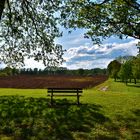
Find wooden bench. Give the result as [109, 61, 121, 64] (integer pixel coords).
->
[48, 88, 83, 105]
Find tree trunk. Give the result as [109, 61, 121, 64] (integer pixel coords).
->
[125, 79, 128, 85]
[126, 82, 127, 85]
[134, 78, 137, 84]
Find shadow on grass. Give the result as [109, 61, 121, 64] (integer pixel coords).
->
[127, 84, 140, 88]
[0, 96, 112, 140]
[114, 109, 140, 140]
[2, 96, 139, 140]
[114, 80, 140, 88]
[133, 109, 140, 116]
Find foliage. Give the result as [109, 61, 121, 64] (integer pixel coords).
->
[0, 72, 8, 77]
[116, 55, 136, 64]
[0, 67, 19, 76]
[0, 0, 65, 67]
[108, 56, 140, 84]
[77, 68, 84, 76]
[132, 57, 140, 80]
[118, 60, 133, 84]
[107, 60, 121, 81]
[19, 67, 107, 76]
[0, 0, 140, 67]
[61, 0, 140, 44]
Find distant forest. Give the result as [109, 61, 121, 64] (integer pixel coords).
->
[0, 67, 107, 77]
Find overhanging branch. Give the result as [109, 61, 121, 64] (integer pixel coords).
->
[0, 0, 6, 20]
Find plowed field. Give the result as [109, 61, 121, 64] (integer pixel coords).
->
[0, 75, 108, 89]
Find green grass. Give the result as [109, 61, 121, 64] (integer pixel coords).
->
[0, 79, 140, 140]
[0, 88, 47, 97]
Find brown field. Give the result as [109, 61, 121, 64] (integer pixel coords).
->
[0, 75, 108, 89]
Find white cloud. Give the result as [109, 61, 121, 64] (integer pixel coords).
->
[65, 39, 139, 69]
[24, 58, 45, 69]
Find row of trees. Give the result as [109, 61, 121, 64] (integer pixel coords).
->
[20, 67, 107, 76]
[108, 56, 140, 84]
[0, 67, 107, 77]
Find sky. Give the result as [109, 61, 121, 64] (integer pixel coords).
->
[0, 28, 139, 70]
[56, 29, 139, 69]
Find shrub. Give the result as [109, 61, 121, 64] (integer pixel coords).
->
[0, 72, 8, 77]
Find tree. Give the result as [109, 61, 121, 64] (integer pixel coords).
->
[1, 0, 140, 67]
[0, 0, 65, 67]
[33, 68, 39, 75]
[78, 68, 84, 76]
[61, 0, 140, 44]
[0, 67, 14, 76]
[107, 60, 121, 81]
[0, 0, 5, 20]
[118, 60, 133, 84]
[116, 55, 136, 64]
[132, 57, 140, 84]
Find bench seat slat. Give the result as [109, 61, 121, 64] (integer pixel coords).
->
[48, 88, 82, 90]
[48, 94, 82, 96]
[48, 90, 82, 93]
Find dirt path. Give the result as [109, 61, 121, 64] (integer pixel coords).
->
[100, 86, 109, 91]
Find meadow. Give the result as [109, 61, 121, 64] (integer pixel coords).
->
[0, 78, 140, 140]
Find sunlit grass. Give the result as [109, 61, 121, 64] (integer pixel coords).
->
[0, 88, 47, 98]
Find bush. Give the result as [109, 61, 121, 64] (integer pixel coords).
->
[0, 72, 8, 77]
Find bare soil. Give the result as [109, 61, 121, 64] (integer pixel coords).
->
[0, 75, 108, 89]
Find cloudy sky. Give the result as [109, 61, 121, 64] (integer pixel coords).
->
[0, 28, 139, 69]
[55, 29, 138, 69]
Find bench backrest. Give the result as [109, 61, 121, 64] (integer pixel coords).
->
[48, 88, 83, 93]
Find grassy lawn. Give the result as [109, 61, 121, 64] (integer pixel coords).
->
[0, 79, 140, 140]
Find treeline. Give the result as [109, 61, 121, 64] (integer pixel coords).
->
[0, 67, 107, 77]
[0, 67, 19, 76]
[20, 67, 107, 76]
[107, 56, 140, 84]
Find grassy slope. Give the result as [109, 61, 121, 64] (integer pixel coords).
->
[83, 79, 140, 140]
[83, 79, 140, 115]
[0, 79, 140, 140]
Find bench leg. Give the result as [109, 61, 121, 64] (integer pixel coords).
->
[51, 93, 53, 105]
[77, 93, 80, 105]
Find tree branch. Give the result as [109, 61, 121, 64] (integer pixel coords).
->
[123, 0, 140, 12]
[0, 0, 6, 20]
[99, 0, 110, 5]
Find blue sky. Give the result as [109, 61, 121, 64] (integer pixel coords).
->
[0, 29, 139, 69]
